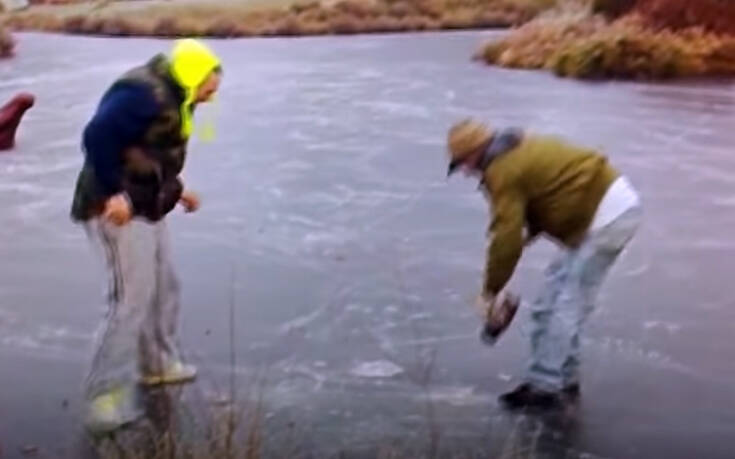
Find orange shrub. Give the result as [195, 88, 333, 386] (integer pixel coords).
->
[636, 0, 735, 35]
[480, 13, 735, 79]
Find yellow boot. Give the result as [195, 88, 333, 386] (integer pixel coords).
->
[84, 386, 138, 434]
[141, 361, 197, 386]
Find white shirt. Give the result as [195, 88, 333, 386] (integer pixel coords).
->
[589, 176, 640, 231]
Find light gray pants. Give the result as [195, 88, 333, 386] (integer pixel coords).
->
[526, 206, 642, 391]
[84, 218, 182, 416]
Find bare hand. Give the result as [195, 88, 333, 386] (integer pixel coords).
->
[103, 193, 132, 226]
[179, 190, 200, 213]
[474, 291, 518, 321]
[474, 294, 494, 318]
[477, 290, 520, 345]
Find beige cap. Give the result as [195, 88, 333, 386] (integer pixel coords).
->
[447, 119, 493, 176]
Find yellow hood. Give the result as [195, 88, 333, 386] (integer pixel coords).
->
[169, 39, 221, 138]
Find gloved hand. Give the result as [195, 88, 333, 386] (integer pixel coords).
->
[476, 291, 520, 346]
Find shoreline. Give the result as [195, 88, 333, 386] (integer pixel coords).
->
[1, 0, 551, 39]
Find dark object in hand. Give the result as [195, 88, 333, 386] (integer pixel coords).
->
[480, 292, 520, 345]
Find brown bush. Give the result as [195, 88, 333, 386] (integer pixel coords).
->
[80, 17, 104, 35]
[706, 39, 735, 74]
[370, 2, 392, 18]
[335, 0, 375, 19]
[202, 19, 242, 38]
[329, 15, 367, 34]
[549, 21, 691, 78]
[370, 15, 405, 32]
[61, 15, 88, 34]
[289, 0, 320, 15]
[480, 13, 735, 79]
[29, 0, 85, 4]
[481, 15, 603, 68]
[297, 19, 331, 35]
[591, 0, 636, 18]
[636, 0, 735, 35]
[0, 26, 14, 58]
[99, 17, 137, 36]
[414, 0, 443, 18]
[151, 17, 182, 37]
[3, 12, 61, 31]
[271, 13, 305, 36]
[504, 0, 558, 16]
[387, 2, 414, 18]
[402, 15, 441, 30]
[440, 10, 479, 29]
[475, 11, 516, 28]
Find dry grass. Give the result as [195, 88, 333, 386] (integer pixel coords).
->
[90, 395, 266, 459]
[29, 0, 89, 4]
[478, 0, 735, 79]
[636, 0, 735, 35]
[0, 24, 13, 57]
[590, 0, 635, 18]
[477, 13, 601, 70]
[2, 0, 559, 37]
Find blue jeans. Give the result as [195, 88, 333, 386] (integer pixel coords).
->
[526, 206, 642, 391]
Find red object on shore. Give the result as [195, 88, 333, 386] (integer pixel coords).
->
[0, 92, 34, 150]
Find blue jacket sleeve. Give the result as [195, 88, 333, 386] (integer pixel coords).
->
[82, 83, 160, 196]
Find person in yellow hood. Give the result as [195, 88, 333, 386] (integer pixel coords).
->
[70, 39, 221, 434]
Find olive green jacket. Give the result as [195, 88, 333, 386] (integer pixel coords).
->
[482, 134, 618, 295]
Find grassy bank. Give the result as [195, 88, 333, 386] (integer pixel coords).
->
[3, 0, 557, 38]
[478, 0, 735, 79]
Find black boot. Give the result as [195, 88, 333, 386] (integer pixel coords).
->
[499, 383, 563, 410]
[563, 383, 580, 400]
